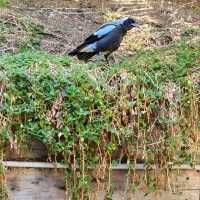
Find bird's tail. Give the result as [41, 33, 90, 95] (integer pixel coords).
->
[68, 43, 86, 56]
[68, 43, 96, 61]
[76, 52, 96, 61]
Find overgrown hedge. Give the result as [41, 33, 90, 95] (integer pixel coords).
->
[0, 43, 200, 199]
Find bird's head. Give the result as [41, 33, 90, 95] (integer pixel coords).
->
[120, 17, 138, 31]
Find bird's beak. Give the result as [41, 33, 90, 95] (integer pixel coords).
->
[131, 23, 139, 28]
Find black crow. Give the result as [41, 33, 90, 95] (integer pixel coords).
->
[68, 17, 138, 63]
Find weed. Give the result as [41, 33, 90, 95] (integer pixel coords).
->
[182, 27, 199, 37]
[0, 10, 43, 54]
[0, 0, 9, 8]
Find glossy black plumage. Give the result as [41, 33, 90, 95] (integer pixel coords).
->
[68, 17, 138, 62]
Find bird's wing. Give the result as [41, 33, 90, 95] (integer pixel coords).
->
[79, 43, 97, 53]
[84, 18, 128, 43]
[84, 24, 118, 44]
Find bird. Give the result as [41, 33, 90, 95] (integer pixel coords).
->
[68, 17, 138, 63]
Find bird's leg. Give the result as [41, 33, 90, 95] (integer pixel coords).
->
[105, 52, 113, 65]
[105, 54, 109, 65]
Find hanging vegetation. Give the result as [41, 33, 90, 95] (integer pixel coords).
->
[0, 41, 200, 199]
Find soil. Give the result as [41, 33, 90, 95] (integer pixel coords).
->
[8, 0, 200, 56]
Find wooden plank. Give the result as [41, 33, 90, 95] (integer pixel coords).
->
[3, 161, 64, 169]
[5, 168, 200, 200]
[6, 168, 65, 200]
[3, 161, 200, 170]
[126, 190, 199, 200]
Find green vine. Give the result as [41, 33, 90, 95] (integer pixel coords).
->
[0, 42, 200, 199]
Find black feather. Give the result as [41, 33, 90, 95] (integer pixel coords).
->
[68, 43, 87, 56]
[76, 52, 97, 61]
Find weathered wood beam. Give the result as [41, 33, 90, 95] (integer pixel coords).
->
[2, 161, 200, 170]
